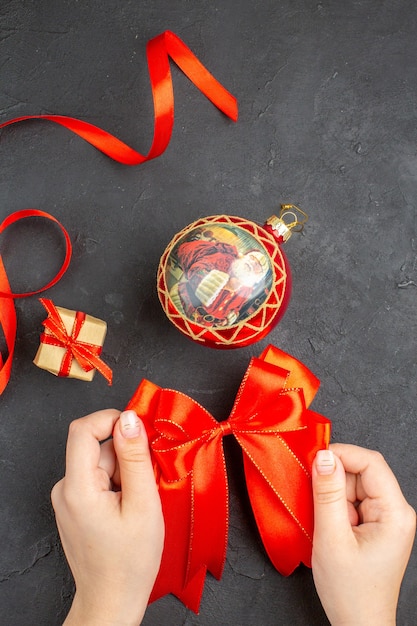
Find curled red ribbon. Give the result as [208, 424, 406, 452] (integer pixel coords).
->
[0, 31, 238, 165]
[126, 345, 331, 612]
[0, 210, 72, 394]
[39, 298, 112, 385]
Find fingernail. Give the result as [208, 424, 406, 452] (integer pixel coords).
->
[316, 449, 336, 475]
[119, 410, 142, 439]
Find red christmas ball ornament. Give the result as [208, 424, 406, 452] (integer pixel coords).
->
[157, 205, 307, 348]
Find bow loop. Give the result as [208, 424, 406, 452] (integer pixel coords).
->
[153, 418, 191, 443]
[230, 387, 307, 434]
[151, 389, 220, 483]
[154, 388, 217, 442]
[42, 314, 72, 345]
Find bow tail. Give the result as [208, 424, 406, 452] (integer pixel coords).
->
[189, 436, 229, 582]
[242, 455, 313, 574]
[127, 383, 201, 606]
[149, 434, 229, 612]
[150, 455, 228, 612]
[240, 437, 313, 576]
[149, 475, 207, 612]
[238, 413, 331, 574]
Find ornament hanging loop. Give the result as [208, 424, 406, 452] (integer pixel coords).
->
[266, 205, 308, 243]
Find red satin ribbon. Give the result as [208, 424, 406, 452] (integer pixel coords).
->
[126, 345, 331, 612]
[39, 298, 112, 384]
[0, 210, 72, 394]
[0, 31, 238, 165]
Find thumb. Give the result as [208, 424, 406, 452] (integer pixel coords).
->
[113, 410, 159, 513]
[312, 449, 352, 543]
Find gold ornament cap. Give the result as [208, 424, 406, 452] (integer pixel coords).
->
[266, 204, 308, 243]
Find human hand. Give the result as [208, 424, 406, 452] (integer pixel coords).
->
[51, 409, 164, 626]
[312, 443, 416, 626]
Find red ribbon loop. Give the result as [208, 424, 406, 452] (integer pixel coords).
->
[0, 31, 238, 166]
[126, 345, 331, 612]
[0, 210, 72, 394]
[39, 298, 113, 384]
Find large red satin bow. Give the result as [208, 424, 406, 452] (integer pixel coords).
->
[126, 345, 331, 613]
[0, 31, 238, 165]
[39, 298, 112, 384]
[0, 210, 72, 394]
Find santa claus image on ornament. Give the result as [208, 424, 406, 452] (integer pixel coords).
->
[166, 224, 272, 328]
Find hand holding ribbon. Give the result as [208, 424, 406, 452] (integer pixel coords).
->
[126, 345, 331, 612]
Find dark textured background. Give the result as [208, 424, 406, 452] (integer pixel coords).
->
[1, 1, 416, 624]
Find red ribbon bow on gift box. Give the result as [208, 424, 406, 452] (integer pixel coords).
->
[39, 298, 113, 384]
[126, 345, 331, 613]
